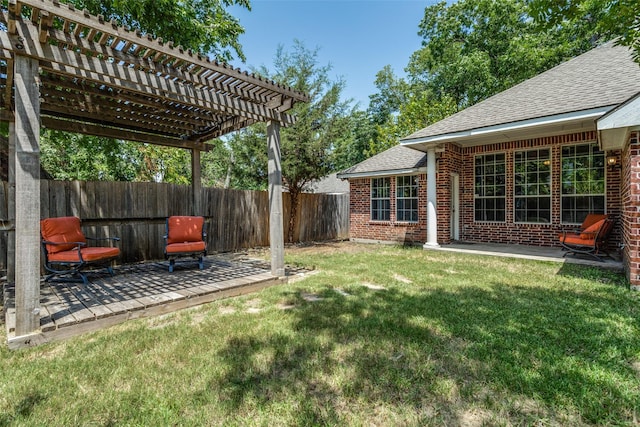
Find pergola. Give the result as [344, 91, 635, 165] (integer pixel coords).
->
[1, 0, 308, 342]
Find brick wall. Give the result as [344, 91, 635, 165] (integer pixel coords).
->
[622, 131, 640, 289]
[347, 131, 623, 251]
[455, 131, 621, 248]
[348, 176, 427, 245]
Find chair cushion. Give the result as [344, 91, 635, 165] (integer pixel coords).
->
[165, 241, 206, 254]
[41, 216, 86, 254]
[167, 216, 204, 244]
[562, 235, 596, 247]
[48, 247, 120, 263]
[580, 219, 605, 239]
[581, 214, 608, 231]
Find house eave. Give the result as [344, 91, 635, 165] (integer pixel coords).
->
[401, 106, 612, 151]
[597, 92, 640, 151]
[337, 167, 427, 180]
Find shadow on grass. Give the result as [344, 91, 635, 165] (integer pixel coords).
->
[0, 392, 47, 426]
[206, 277, 639, 425]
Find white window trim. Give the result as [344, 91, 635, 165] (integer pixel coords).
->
[396, 175, 419, 223]
[474, 152, 507, 223]
[513, 147, 552, 225]
[370, 177, 391, 222]
[560, 142, 607, 225]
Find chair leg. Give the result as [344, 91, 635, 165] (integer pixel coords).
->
[78, 272, 89, 285]
[169, 259, 175, 273]
[198, 255, 204, 270]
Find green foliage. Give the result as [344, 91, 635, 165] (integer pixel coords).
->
[331, 110, 375, 171]
[374, 92, 457, 155]
[41, 130, 140, 181]
[412, 0, 598, 109]
[528, 0, 640, 62]
[40, 130, 191, 183]
[64, 0, 251, 62]
[270, 41, 353, 194]
[205, 41, 353, 191]
[134, 145, 191, 184]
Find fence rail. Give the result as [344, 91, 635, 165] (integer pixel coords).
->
[0, 180, 349, 270]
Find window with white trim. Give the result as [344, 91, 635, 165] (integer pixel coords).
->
[396, 175, 419, 222]
[474, 153, 506, 221]
[561, 143, 605, 223]
[514, 148, 551, 223]
[371, 177, 390, 221]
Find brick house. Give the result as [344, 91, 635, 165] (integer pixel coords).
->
[337, 42, 640, 288]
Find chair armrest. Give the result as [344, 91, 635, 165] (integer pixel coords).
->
[86, 237, 120, 247]
[561, 228, 582, 234]
[42, 240, 87, 248]
[86, 237, 121, 242]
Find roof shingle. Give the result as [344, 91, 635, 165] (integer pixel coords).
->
[337, 145, 426, 178]
[402, 42, 640, 141]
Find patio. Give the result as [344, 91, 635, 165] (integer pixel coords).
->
[3, 255, 304, 349]
[425, 241, 624, 271]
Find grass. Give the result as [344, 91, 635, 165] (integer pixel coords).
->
[1, 242, 639, 426]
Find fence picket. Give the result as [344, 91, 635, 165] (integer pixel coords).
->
[0, 180, 349, 268]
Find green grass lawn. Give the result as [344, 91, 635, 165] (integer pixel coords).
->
[1, 243, 639, 426]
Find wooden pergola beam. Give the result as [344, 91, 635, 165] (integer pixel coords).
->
[41, 116, 210, 151]
[19, 0, 309, 103]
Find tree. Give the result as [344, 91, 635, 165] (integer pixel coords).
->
[205, 41, 352, 241]
[65, 0, 251, 61]
[331, 109, 376, 171]
[528, 0, 640, 62]
[410, 0, 600, 110]
[40, 131, 141, 181]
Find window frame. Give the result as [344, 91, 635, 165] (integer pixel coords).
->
[370, 177, 391, 221]
[560, 143, 606, 225]
[474, 152, 506, 222]
[513, 148, 552, 224]
[396, 175, 419, 223]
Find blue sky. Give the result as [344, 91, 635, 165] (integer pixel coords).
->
[229, 0, 435, 109]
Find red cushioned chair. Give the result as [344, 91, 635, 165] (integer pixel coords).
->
[164, 216, 207, 272]
[559, 214, 615, 261]
[40, 216, 121, 284]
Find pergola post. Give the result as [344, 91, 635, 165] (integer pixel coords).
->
[7, 122, 16, 283]
[14, 54, 41, 336]
[424, 147, 439, 248]
[191, 148, 202, 216]
[267, 121, 285, 277]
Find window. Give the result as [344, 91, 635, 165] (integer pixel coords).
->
[475, 153, 506, 221]
[396, 175, 419, 222]
[371, 177, 390, 221]
[561, 143, 605, 224]
[514, 149, 551, 223]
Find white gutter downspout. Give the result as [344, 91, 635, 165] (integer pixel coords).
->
[424, 147, 439, 248]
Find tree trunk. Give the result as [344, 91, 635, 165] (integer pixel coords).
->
[288, 188, 300, 244]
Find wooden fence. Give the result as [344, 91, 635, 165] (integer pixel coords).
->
[0, 180, 349, 270]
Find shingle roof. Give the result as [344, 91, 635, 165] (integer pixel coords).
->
[402, 42, 640, 141]
[306, 173, 350, 193]
[337, 145, 426, 178]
